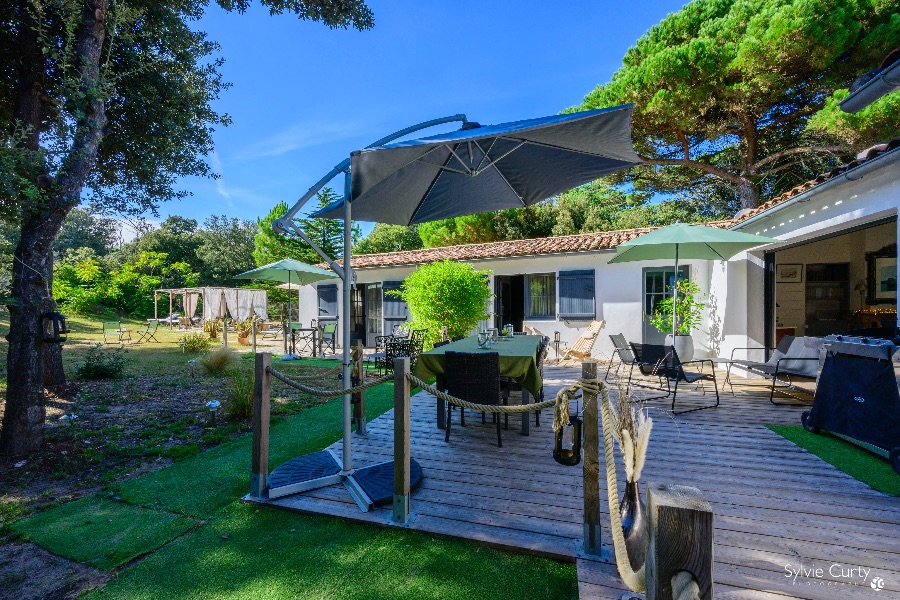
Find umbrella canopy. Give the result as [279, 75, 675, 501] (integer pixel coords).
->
[312, 105, 642, 225]
[233, 258, 338, 285]
[608, 223, 778, 264]
[608, 223, 778, 339]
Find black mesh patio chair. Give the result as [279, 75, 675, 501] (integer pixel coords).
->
[605, 333, 639, 382]
[627, 343, 719, 415]
[444, 351, 509, 447]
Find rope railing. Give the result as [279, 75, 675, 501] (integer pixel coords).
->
[267, 366, 392, 398]
[277, 361, 344, 381]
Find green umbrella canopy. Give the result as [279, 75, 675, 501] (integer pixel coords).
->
[233, 258, 338, 285]
[608, 223, 778, 263]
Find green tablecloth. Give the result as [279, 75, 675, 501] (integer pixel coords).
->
[414, 335, 543, 397]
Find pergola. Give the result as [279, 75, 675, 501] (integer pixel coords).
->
[154, 286, 268, 326]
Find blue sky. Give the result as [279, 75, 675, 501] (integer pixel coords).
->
[150, 0, 687, 237]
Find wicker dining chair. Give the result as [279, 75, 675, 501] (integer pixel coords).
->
[443, 351, 509, 447]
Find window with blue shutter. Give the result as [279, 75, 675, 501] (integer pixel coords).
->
[558, 270, 595, 319]
[382, 281, 409, 322]
[317, 284, 338, 320]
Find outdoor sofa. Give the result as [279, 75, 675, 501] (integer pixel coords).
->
[724, 335, 821, 404]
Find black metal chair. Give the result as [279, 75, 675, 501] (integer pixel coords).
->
[627, 343, 720, 415]
[444, 351, 509, 447]
[606, 333, 639, 382]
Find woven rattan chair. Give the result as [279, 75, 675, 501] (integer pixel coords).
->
[444, 351, 509, 447]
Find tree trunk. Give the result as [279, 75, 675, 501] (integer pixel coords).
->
[1, 0, 109, 456]
[737, 178, 759, 210]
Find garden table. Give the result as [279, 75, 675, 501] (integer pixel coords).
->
[414, 334, 543, 435]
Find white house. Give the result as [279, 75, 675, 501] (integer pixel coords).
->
[297, 140, 900, 361]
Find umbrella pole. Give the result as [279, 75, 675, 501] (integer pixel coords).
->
[672, 243, 679, 341]
[341, 170, 353, 474]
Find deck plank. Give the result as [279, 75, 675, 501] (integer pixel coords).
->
[250, 365, 900, 599]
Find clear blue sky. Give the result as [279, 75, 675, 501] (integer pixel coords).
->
[155, 0, 687, 235]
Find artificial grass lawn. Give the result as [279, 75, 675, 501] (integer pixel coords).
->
[12, 496, 196, 570]
[88, 502, 576, 600]
[112, 372, 397, 518]
[767, 425, 900, 496]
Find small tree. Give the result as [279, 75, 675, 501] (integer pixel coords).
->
[392, 260, 492, 348]
[649, 279, 705, 336]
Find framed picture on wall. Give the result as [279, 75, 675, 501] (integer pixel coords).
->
[775, 264, 803, 283]
[867, 244, 898, 304]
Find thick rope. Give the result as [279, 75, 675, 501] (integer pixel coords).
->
[268, 367, 391, 398]
[672, 570, 701, 600]
[278, 361, 343, 381]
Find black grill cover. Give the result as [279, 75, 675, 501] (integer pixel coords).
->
[808, 338, 900, 452]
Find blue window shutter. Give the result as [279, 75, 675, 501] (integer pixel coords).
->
[317, 284, 338, 319]
[382, 281, 408, 321]
[558, 270, 595, 319]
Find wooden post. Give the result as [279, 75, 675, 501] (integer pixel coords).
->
[222, 317, 228, 348]
[393, 357, 411, 524]
[646, 483, 714, 600]
[251, 319, 257, 354]
[582, 361, 602, 557]
[351, 340, 366, 434]
[251, 352, 272, 498]
[169, 292, 174, 329]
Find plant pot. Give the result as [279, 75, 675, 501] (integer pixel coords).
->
[664, 333, 694, 362]
[237, 337, 249, 346]
[620, 480, 648, 572]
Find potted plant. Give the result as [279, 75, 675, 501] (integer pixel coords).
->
[236, 318, 253, 345]
[649, 279, 705, 361]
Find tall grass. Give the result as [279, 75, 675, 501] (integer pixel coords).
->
[226, 366, 254, 421]
[199, 347, 237, 374]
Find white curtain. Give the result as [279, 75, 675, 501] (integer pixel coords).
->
[183, 292, 199, 318]
[202, 287, 227, 321]
[250, 290, 268, 320]
[234, 289, 253, 321]
[223, 288, 239, 320]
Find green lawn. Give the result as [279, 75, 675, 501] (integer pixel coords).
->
[6, 321, 577, 598]
[767, 425, 900, 496]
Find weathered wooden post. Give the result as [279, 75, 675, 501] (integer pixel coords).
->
[168, 292, 174, 329]
[251, 319, 257, 354]
[582, 361, 603, 557]
[250, 352, 272, 498]
[352, 340, 366, 434]
[393, 357, 411, 524]
[646, 483, 714, 600]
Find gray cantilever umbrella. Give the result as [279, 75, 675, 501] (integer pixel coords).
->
[313, 105, 642, 224]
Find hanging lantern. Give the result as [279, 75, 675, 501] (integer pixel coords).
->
[553, 414, 582, 466]
[41, 312, 70, 343]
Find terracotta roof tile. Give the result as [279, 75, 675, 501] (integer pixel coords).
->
[331, 139, 899, 270]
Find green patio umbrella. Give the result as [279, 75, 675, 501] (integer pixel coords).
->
[608, 223, 778, 339]
[234, 259, 338, 358]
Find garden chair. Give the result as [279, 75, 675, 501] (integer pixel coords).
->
[135, 319, 161, 344]
[102, 321, 130, 344]
[444, 351, 509, 447]
[605, 333, 638, 382]
[560, 320, 605, 362]
[259, 321, 282, 341]
[502, 336, 549, 427]
[627, 342, 719, 415]
[319, 322, 337, 354]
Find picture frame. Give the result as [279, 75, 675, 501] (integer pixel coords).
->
[775, 264, 803, 283]
[867, 244, 898, 305]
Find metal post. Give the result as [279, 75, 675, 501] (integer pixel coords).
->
[341, 169, 353, 474]
[393, 357, 411, 524]
[672, 243, 679, 341]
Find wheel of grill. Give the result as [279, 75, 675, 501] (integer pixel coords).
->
[890, 448, 900, 475]
[801, 410, 819, 434]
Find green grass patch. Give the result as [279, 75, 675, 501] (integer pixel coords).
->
[12, 496, 196, 570]
[113, 379, 397, 518]
[87, 501, 576, 600]
[767, 425, 900, 496]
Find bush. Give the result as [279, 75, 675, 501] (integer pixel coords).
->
[180, 332, 212, 353]
[76, 344, 128, 379]
[225, 366, 254, 421]
[199, 347, 237, 374]
[391, 260, 492, 348]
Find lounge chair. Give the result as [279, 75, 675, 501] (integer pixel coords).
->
[724, 335, 820, 405]
[559, 320, 605, 362]
[628, 343, 720, 415]
[103, 321, 130, 344]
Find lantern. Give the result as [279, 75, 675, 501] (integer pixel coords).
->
[41, 312, 70, 343]
[553, 414, 582, 466]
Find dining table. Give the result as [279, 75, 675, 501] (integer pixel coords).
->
[414, 334, 544, 435]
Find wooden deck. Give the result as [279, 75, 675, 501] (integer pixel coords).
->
[254, 365, 900, 600]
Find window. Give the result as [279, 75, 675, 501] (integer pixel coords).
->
[317, 284, 338, 320]
[558, 269, 595, 319]
[526, 274, 555, 318]
[382, 281, 409, 322]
